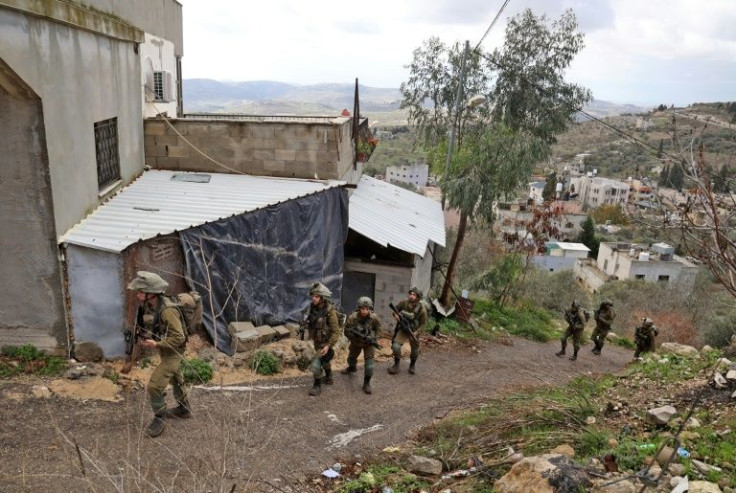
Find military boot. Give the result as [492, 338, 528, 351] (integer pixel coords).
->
[145, 413, 166, 438]
[362, 376, 372, 395]
[387, 358, 400, 375]
[308, 379, 322, 396]
[341, 365, 357, 375]
[165, 403, 192, 419]
[555, 344, 566, 357]
[408, 357, 417, 375]
[569, 348, 579, 361]
[322, 368, 334, 385]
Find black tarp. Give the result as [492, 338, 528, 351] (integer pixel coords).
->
[180, 187, 349, 355]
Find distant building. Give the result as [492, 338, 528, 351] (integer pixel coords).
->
[574, 241, 699, 293]
[532, 242, 590, 272]
[529, 181, 546, 203]
[386, 163, 429, 189]
[576, 176, 630, 209]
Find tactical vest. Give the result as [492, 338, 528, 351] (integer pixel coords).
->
[307, 302, 335, 344]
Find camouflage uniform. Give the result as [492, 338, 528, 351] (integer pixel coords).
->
[342, 297, 383, 394]
[127, 271, 190, 438]
[634, 318, 659, 358]
[306, 282, 341, 396]
[388, 287, 427, 375]
[556, 301, 586, 361]
[591, 300, 615, 355]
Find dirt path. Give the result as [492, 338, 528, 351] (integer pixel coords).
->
[0, 337, 633, 492]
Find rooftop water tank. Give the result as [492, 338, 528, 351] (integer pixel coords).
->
[638, 252, 650, 261]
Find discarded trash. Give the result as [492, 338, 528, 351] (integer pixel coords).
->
[676, 447, 690, 459]
[382, 446, 400, 453]
[602, 453, 618, 473]
[321, 468, 339, 479]
[637, 443, 656, 451]
[331, 463, 343, 473]
[382, 487, 394, 493]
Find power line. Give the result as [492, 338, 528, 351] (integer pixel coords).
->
[474, 0, 512, 51]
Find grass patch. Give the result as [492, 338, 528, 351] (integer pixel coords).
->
[611, 336, 635, 349]
[250, 350, 280, 375]
[627, 350, 719, 383]
[472, 298, 557, 342]
[180, 357, 214, 384]
[0, 344, 66, 378]
[340, 464, 429, 493]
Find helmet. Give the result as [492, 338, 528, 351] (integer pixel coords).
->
[571, 300, 580, 309]
[357, 296, 373, 309]
[601, 299, 613, 307]
[308, 281, 332, 300]
[643, 318, 654, 326]
[127, 271, 168, 294]
[408, 287, 424, 298]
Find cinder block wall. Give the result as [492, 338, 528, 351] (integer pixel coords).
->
[344, 259, 414, 331]
[144, 117, 358, 182]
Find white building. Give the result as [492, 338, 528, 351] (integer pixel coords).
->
[595, 242, 698, 290]
[0, 0, 182, 353]
[532, 242, 590, 272]
[529, 181, 546, 203]
[386, 163, 429, 189]
[576, 176, 630, 209]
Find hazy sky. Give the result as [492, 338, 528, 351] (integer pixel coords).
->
[180, 0, 736, 106]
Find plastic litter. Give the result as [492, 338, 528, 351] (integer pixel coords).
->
[676, 447, 690, 459]
[636, 443, 656, 451]
[321, 468, 339, 479]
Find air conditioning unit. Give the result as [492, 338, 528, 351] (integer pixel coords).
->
[153, 70, 174, 102]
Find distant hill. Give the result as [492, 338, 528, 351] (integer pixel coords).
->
[181, 79, 646, 120]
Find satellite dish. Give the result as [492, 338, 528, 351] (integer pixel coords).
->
[143, 57, 155, 102]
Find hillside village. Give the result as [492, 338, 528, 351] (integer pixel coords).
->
[1, 1, 736, 493]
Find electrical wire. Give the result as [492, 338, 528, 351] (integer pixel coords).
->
[474, 0, 512, 52]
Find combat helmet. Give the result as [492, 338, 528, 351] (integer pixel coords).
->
[127, 271, 168, 294]
[571, 300, 581, 310]
[356, 296, 373, 309]
[643, 318, 654, 326]
[601, 299, 613, 307]
[408, 286, 424, 298]
[308, 281, 332, 300]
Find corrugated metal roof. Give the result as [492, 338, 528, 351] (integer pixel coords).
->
[549, 242, 590, 251]
[349, 175, 445, 257]
[60, 170, 344, 253]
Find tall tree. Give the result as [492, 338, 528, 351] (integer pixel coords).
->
[542, 172, 558, 202]
[577, 215, 599, 258]
[668, 162, 685, 190]
[658, 165, 670, 187]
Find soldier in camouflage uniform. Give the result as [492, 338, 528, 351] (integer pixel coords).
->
[591, 300, 615, 355]
[305, 282, 341, 397]
[127, 271, 190, 438]
[556, 301, 586, 361]
[341, 296, 383, 394]
[388, 287, 427, 375]
[634, 318, 659, 358]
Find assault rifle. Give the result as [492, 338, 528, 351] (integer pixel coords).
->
[389, 302, 418, 343]
[344, 326, 381, 349]
[296, 311, 309, 340]
[122, 305, 145, 374]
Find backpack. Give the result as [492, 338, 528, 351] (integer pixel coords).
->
[162, 291, 204, 335]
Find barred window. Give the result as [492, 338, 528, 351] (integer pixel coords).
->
[94, 117, 120, 189]
[153, 72, 165, 102]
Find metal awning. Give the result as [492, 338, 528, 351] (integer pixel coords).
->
[348, 175, 445, 256]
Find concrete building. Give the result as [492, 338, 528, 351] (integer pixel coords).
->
[385, 162, 429, 189]
[495, 201, 587, 243]
[532, 242, 590, 272]
[0, 0, 182, 353]
[529, 181, 546, 203]
[582, 241, 699, 292]
[344, 176, 445, 325]
[575, 176, 630, 210]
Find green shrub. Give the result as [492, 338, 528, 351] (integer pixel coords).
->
[472, 298, 557, 342]
[180, 357, 214, 384]
[250, 350, 280, 375]
[702, 310, 736, 348]
[611, 336, 635, 349]
[0, 344, 66, 377]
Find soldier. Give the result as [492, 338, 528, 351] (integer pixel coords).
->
[341, 296, 383, 394]
[634, 318, 659, 358]
[591, 300, 615, 355]
[127, 271, 190, 438]
[305, 281, 341, 397]
[556, 301, 586, 361]
[388, 287, 427, 375]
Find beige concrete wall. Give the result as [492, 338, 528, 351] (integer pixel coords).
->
[344, 259, 413, 328]
[144, 117, 361, 183]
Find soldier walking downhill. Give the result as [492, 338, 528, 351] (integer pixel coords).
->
[591, 300, 615, 355]
[341, 297, 383, 394]
[127, 271, 191, 438]
[556, 301, 586, 361]
[305, 282, 341, 397]
[634, 318, 659, 358]
[388, 287, 427, 375]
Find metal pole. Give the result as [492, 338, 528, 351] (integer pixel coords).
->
[441, 41, 470, 210]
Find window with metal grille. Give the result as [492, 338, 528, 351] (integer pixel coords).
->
[94, 117, 120, 189]
[153, 71, 165, 101]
